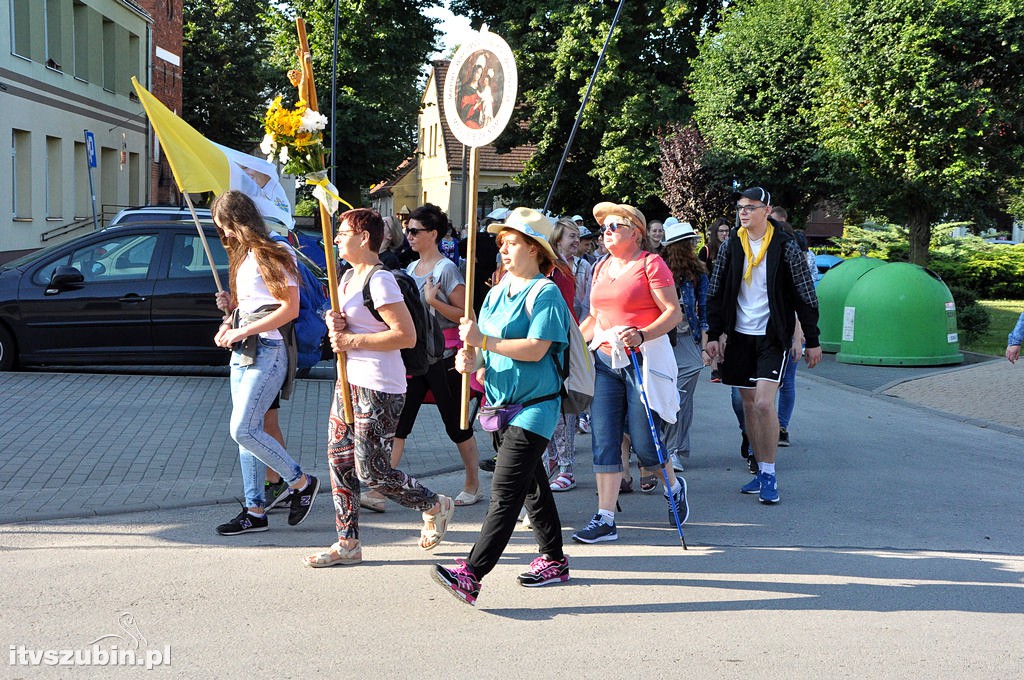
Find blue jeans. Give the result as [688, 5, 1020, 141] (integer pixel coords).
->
[229, 338, 303, 507]
[777, 355, 798, 428]
[662, 333, 703, 458]
[592, 352, 665, 473]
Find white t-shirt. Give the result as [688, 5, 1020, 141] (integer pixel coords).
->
[735, 237, 770, 335]
[236, 250, 298, 340]
[339, 268, 407, 395]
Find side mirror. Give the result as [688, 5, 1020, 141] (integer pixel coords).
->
[46, 265, 85, 294]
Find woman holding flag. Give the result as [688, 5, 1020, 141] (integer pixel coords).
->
[211, 190, 320, 535]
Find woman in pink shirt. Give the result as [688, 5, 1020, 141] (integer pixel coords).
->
[571, 202, 688, 544]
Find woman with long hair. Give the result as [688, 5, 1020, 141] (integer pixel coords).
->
[210, 190, 320, 535]
[657, 219, 708, 474]
[304, 208, 454, 566]
[432, 208, 573, 606]
[383, 203, 481, 508]
[572, 202, 688, 544]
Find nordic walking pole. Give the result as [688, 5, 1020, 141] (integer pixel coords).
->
[627, 348, 687, 549]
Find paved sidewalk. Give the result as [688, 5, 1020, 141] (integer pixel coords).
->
[0, 366, 488, 523]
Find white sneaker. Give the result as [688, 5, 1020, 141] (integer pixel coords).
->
[670, 454, 685, 472]
[518, 506, 532, 528]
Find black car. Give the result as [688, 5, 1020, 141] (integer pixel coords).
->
[0, 222, 238, 370]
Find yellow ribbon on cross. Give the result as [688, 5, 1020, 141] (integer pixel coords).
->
[305, 171, 353, 216]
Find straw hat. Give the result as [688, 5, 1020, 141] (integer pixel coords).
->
[593, 202, 646, 235]
[487, 207, 558, 261]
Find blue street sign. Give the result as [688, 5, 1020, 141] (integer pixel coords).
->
[85, 130, 97, 168]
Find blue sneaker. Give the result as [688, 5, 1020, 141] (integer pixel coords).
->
[758, 472, 779, 504]
[740, 475, 761, 494]
[666, 478, 689, 525]
[571, 514, 618, 543]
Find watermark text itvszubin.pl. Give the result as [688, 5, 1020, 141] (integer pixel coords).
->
[9, 644, 170, 669]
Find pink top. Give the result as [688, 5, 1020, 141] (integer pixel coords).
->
[590, 253, 674, 349]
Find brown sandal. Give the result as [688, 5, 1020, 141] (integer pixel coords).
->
[619, 476, 634, 494]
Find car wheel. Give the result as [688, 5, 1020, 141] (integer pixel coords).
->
[0, 325, 16, 372]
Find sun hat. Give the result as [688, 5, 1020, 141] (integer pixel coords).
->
[487, 207, 558, 261]
[593, 202, 646, 234]
[571, 214, 584, 224]
[663, 219, 700, 245]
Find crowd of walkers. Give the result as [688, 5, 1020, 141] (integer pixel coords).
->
[208, 187, 821, 607]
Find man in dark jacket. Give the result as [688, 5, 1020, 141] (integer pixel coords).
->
[704, 187, 821, 504]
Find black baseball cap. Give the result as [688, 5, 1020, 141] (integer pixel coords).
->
[737, 187, 772, 205]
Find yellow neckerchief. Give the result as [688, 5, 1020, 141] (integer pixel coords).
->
[738, 222, 774, 284]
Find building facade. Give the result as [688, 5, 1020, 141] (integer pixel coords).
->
[2, 0, 181, 262]
[370, 60, 534, 231]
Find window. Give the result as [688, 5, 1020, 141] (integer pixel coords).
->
[12, 130, 32, 219]
[73, 141, 89, 218]
[33, 234, 158, 285]
[168, 234, 228, 279]
[46, 136, 62, 218]
[73, 1, 90, 81]
[102, 19, 115, 92]
[11, 0, 35, 60]
[44, 0, 62, 69]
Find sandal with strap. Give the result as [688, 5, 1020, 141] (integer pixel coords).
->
[303, 542, 362, 568]
[619, 475, 634, 494]
[639, 472, 658, 494]
[419, 494, 455, 551]
[550, 472, 576, 492]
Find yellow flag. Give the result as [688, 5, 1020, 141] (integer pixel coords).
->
[131, 76, 230, 194]
[130, 77, 294, 229]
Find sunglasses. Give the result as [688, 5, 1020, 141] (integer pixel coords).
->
[602, 222, 633, 232]
[404, 227, 434, 236]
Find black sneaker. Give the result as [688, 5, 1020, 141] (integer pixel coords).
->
[264, 479, 291, 511]
[740, 432, 750, 459]
[571, 514, 618, 543]
[747, 453, 758, 475]
[288, 475, 320, 526]
[216, 505, 269, 535]
[666, 478, 690, 526]
[517, 555, 570, 587]
[778, 428, 790, 447]
[479, 456, 497, 472]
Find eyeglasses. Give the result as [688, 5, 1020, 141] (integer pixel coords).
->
[602, 222, 632, 233]
[336, 230, 360, 237]
[405, 227, 434, 236]
[736, 203, 766, 214]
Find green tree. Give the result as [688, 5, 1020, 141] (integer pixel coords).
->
[689, 0, 833, 221]
[814, 0, 1024, 265]
[450, 0, 718, 217]
[270, 0, 440, 206]
[182, 0, 279, 150]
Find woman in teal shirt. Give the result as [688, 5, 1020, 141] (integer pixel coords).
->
[431, 208, 573, 606]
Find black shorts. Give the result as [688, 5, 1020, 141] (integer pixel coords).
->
[719, 331, 788, 388]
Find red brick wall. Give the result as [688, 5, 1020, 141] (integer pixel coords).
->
[137, 0, 183, 205]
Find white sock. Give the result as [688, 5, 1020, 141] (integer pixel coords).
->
[665, 481, 682, 497]
[597, 509, 615, 525]
[759, 462, 776, 475]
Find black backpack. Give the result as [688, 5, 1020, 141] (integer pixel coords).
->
[360, 264, 433, 377]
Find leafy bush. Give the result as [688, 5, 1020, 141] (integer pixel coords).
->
[957, 302, 990, 344]
[295, 197, 319, 217]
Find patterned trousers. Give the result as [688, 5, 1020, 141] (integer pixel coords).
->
[327, 383, 439, 540]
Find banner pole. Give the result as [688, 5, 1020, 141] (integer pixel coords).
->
[183, 192, 223, 293]
[459, 146, 480, 430]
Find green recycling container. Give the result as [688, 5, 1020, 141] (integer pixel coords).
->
[817, 257, 885, 352]
[837, 262, 962, 366]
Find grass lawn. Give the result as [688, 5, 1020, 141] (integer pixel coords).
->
[963, 299, 1024, 356]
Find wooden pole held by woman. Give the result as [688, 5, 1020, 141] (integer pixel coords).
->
[296, 17, 353, 424]
[459, 146, 480, 430]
